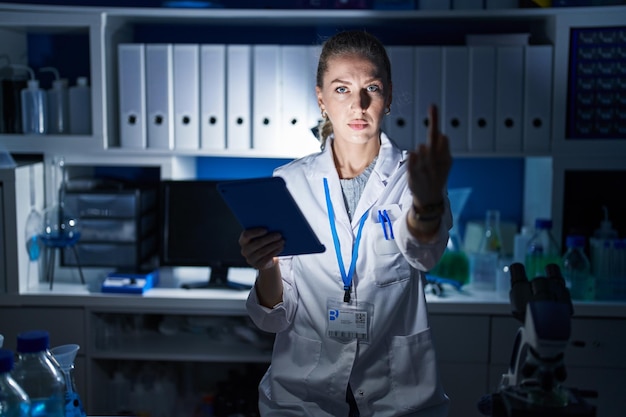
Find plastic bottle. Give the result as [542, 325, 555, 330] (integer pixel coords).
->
[470, 210, 503, 291]
[12, 330, 65, 417]
[68, 76, 91, 135]
[525, 218, 561, 280]
[0, 349, 30, 417]
[562, 235, 594, 301]
[40, 67, 69, 134]
[12, 65, 47, 135]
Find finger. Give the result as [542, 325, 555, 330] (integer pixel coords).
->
[428, 104, 440, 146]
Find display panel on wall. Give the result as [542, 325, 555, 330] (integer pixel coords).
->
[567, 26, 626, 140]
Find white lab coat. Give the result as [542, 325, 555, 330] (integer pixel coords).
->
[247, 133, 452, 417]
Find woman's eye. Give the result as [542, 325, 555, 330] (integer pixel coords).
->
[336, 86, 348, 94]
[367, 85, 380, 93]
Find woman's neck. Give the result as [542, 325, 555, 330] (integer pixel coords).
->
[332, 138, 380, 179]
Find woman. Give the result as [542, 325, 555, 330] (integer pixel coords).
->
[240, 30, 452, 417]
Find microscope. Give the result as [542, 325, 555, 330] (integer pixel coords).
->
[478, 263, 597, 417]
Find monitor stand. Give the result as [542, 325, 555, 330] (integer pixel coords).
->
[180, 266, 252, 290]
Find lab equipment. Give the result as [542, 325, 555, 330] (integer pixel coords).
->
[429, 187, 471, 287]
[470, 209, 503, 291]
[13, 330, 65, 417]
[562, 235, 594, 301]
[478, 263, 596, 417]
[39, 156, 84, 289]
[589, 206, 625, 300]
[68, 77, 91, 135]
[50, 344, 86, 417]
[12, 64, 47, 135]
[525, 218, 561, 280]
[159, 180, 252, 290]
[40, 67, 69, 134]
[0, 348, 30, 417]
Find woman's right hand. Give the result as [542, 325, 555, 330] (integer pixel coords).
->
[239, 228, 284, 270]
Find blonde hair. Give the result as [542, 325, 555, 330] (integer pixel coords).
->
[315, 30, 392, 149]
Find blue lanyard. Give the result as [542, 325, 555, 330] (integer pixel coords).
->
[323, 178, 368, 303]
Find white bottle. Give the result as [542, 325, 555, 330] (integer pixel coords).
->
[68, 76, 91, 135]
[14, 65, 47, 135]
[40, 67, 69, 134]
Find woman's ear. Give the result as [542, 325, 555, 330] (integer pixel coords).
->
[316, 85, 323, 108]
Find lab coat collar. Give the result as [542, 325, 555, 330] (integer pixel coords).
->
[305, 132, 406, 227]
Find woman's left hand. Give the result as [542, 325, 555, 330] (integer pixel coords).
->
[407, 104, 452, 208]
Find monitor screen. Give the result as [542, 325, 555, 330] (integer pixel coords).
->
[159, 179, 251, 290]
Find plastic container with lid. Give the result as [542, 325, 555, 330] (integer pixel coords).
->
[562, 235, 594, 301]
[11, 65, 47, 135]
[40, 67, 69, 134]
[12, 330, 65, 417]
[0, 348, 30, 417]
[68, 76, 91, 135]
[525, 218, 561, 280]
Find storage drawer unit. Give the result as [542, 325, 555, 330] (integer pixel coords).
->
[61, 187, 157, 270]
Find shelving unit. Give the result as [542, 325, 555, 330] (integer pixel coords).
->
[1, 3, 625, 416]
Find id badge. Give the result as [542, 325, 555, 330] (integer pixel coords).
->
[326, 298, 374, 343]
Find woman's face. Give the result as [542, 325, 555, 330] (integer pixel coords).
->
[316, 53, 391, 146]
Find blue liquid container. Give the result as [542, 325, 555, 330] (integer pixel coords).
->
[12, 331, 65, 417]
[525, 218, 561, 280]
[0, 349, 30, 417]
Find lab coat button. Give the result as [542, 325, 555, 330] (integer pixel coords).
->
[358, 390, 364, 397]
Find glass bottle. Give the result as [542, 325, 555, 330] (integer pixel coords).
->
[562, 235, 594, 301]
[0, 349, 30, 417]
[12, 330, 65, 417]
[470, 210, 503, 291]
[525, 218, 561, 280]
[40, 156, 81, 249]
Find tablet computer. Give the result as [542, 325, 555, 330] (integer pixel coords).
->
[217, 176, 326, 256]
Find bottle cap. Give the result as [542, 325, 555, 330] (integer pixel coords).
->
[0, 349, 15, 372]
[534, 218, 552, 230]
[16, 330, 50, 353]
[594, 206, 618, 239]
[27, 79, 39, 90]
[566, 235, 586, 249]
[76, 76, 88, 87]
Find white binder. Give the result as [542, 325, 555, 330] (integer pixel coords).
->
[281, 45, 319, 156]
[468, 45, 496, 152]
[442, 46, 469, 153]
[226, 44, 252, 151]
[200, 44, 226, 150]
[414, 46, 443, 146]
[523, 45, 553, 154]
[253, 45, 280, 153]
[118, 43, 146, 149]
[305, 45, 323, 152]
[385, 46, 415, 151]
[145, 44, 174, 150]
[173, 44, 200, 150]
[495, 46, 524, 152]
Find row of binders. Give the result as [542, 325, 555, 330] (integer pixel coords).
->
[118, 43, 553, 155]
[118, 43, 322, 156]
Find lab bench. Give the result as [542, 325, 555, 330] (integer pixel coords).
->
[1, 279, 625, 417]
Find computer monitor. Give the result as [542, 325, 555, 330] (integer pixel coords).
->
[159, 179, 252, 290]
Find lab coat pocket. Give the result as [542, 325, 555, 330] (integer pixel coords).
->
[372, 204, 401, 256]
[270, 331, 322, 403]
[389, 328, 447, 411]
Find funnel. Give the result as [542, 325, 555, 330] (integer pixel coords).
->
[50, 344, 79, 369]
[448, 188, 472, 224]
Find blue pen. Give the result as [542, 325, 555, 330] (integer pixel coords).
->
[383, 210, 395, 240]
[378, 210, 389, 240]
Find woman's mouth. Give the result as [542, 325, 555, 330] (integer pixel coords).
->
[348, 120, 368, 130]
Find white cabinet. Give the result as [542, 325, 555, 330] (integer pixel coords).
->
[430, 314, 490, 417]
